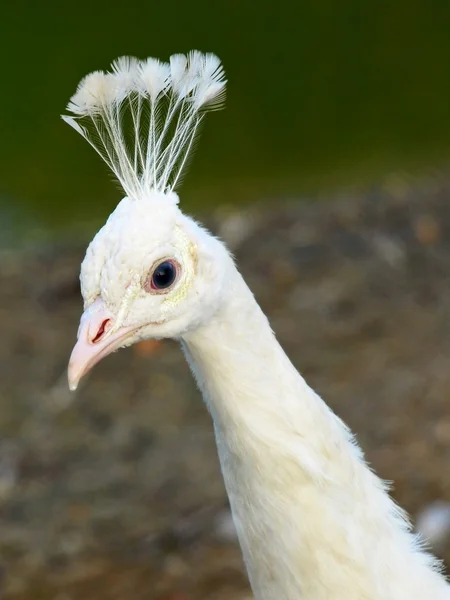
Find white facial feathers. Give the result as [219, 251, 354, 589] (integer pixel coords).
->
[62, 51, 226, 201]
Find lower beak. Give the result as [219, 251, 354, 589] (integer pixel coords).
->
[68, 299, 137, 391]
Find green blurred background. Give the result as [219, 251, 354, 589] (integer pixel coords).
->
[2, 0, 450, 233]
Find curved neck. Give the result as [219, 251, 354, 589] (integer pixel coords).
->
[181, 264, 448, 600]
[182, 267, 348, 471]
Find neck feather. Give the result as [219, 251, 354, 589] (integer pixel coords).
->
[181, 259, 448, 600]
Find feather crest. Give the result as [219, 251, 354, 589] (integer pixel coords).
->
[62, 51, 226, 200]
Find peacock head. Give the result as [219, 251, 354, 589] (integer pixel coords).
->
[64, 52, 227, 390]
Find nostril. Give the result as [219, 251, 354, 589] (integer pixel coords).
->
[92, 319, 111, 344]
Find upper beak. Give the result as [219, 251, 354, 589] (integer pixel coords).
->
[68, 298, 137, 391]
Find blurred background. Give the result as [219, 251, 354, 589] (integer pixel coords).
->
[2, 1, 450, 598]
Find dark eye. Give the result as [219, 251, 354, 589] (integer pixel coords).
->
[150, 260, 177, 291]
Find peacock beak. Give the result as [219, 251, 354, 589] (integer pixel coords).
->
[67, 298, 137, 391]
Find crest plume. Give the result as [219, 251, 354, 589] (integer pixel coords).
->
[62, 51, 226, 200]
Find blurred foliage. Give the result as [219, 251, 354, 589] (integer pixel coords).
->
[2, 0, 450, 230]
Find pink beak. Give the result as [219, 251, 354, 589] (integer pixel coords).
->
[68, 298, 137, 391]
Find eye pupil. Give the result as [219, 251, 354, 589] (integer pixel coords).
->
[151, 261, 176, 290]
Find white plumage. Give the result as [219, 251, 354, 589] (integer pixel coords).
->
[64, 52, 450, 599]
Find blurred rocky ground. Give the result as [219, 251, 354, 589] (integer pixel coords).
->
[1, 172, 450, 598]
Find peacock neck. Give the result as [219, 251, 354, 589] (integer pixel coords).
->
[181, 264, 349, 477]
[181, 263, 449, 600]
